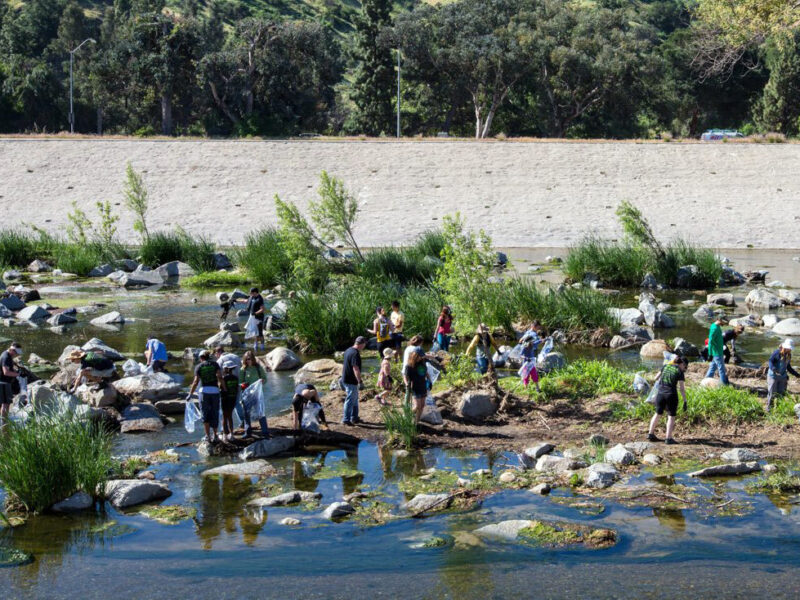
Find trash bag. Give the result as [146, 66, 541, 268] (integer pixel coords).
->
[184, 400, 202, 433]
[430, 342, 441, 354]
[662, 351, 678, 364]
[644, 385, 659, 405]
[122, 359, 141, 377]
[518, 360, 537, 381]
[241, 380, 266, 419]
[425, 393, 436, 407]
[633, 373, 650, 396]
[426, 363, 441, 386]
[301, 402, 322, 433]
[244, 315, 260, 340]
[507, 343, 524, 362]
[537, 337, 554, 365]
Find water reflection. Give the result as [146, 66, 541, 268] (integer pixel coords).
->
[196, 475, 263, 548]
[652, 507, 687, 534]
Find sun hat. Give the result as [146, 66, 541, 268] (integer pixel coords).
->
[782, 339, 794, 351]
[382, 347, 395, 358]
[69, 349, 85, 360]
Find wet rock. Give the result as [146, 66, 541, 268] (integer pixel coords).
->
[772, 318, 800, 336]
[239, 436, 295, 460]
[280, 517, 301, 526]
[213, 253, 232, 270]
[86, 385, 118, 408]
[293, 359, 341, 384]
[88, 264, 114, 278]
[202, 460, 277, 478]
[3, 269, 21, 281]
[538, 352, 566, 373]
[475, 520, 532, 541]
[621, 326, 653, 341]
[402, 493, 451, 513]
[499, 471, 517, 483]
[154, 399, 186, 415]
[27, 259, 50, 273]
[640, 339, 670, 359]
[777, 289, 800, 305]
[762, 314, 781, 329]
[104, 479, 172, 508]
[609, 335, 629, 349]
[707, 293, 735, 307]
[675, 265, 699, 288]
[624, 441, 653, 456]
[250, 490, 321, 506]
[16, 305, 49, 322]
[203, 330, 243, 349]
[729, 314, 762, 328]
[605, 444, 635, 466]
[535, 455, 578, 473]
[608, 308, 644, 327]
[457, 392, 497, 419]
[640, 273, 659, 289]
[689, 462, 761, 477]
[90, 311, 125, 326]
[671, 338, 699, 357]
[115, 268, 165, 288]
[642, 453, 661, 466]
[263, 347, 301, 371]
[585, 463, 619, 489]
[113, 372, 183, 401]
[156, 261, 196, 279]
[692, 304, 718, 322]
[82, 338, 125, 361]
[120, 403, 164, 433]
[745, 288, 782, 310]
[721, 448, 761, 463]
[322, 501, 355, 520]
[639, 300, 674, 329]
[530, 483, 551, 495]
[656, 302, 672, 312]
[51, 491, 94, 512]
[116, 259, 140, 272]
[48, 313, 77, 326]
[524, 443, 555, 461]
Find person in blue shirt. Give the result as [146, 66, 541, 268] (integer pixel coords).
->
[144, 335, 169, 372]
[766, 339, 799, 412]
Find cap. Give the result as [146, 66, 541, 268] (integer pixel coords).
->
[354, 336, 367, 345]
[782, 339, 794, 350]
[382, 347, 395, 358]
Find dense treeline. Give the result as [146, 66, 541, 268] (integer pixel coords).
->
[0, 0, 796, 138]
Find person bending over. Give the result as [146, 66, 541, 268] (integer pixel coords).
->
[70, 349, 115, 393]
[292, 383, 328, 431]
[648, 356, 689, 445]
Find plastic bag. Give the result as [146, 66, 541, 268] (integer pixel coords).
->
[244, 315, 260, 340]
[122, 359, 141, 377]
[425, 393, 436, 407]
[537, 337, 554, 365]
[430, 342, 441, 354]
[518, 360, 537, 381]
[184, 400, 202, 433]
[662, 351, 677, 364]
[240, 380, 265, 419]
[645, 385, 659, 405]
[426, 363, 441, 386]
[633, 373, 650, 396]
[301, 402, 321, 433]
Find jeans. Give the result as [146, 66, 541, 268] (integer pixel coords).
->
[705, 355, 729, 385]
[436, 333, 451, 352]
[766, 374, 788, 411]
[199, 391, 220, 429]
[343, 383, 359, 423]
[476, 356, 489, 374]
[235, 399, 269, 435]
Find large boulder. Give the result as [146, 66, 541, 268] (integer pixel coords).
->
[116, 268, 165, 288]
[57, 345, 82, 367]
[608, 308, 644, 327]
[16, 305, 49, 322]
[420, 404, 443, 425]
[523, 443, 555, 460]
[745, 288, 782, 311]
[604, 444, 635, 466]
[777, 289, 800, 305]
[84, 385, 118, 408]
[671, 337, 699, 357]
[82, 338, 125, 362]
[27, 259, 51, 273]
[120, 403, 164, 433]
[239, 436, 295, 460]
[475, 520, 535, 541]
[113, 372, 183, 401]
[263, 347, 301, 371]
[87, 264, 114, 278]
[762, 314, 781, 329]
[48, 313, 77, 326]
[689, 462, 761, 477]
[213, 253, 232, 270]
[538, 352, 566, 372]
[721, 448, 761, 463]
[154, 399, 186, 415]
[157, 261, 196, 280]
[729, 314, 762, 328]
[707, 293, 736, 307]
[639, 300, 674, 329]
[585, 462, 619, 489]
[104, 479, 172, 508]
[535, 455, 579, 473]
[270, 300, 289, 319]
[719, 266, 745, 286]
[772, 318, 800, 336]
[116, 258, 140, 272]
[28, 382, 81, 415]
[675, 265, 699, 288]
[51, 491, 94, 512]
[457, 392, 497, 419]
[293, 359, 341, 384]
[692, 304, 718, 322]
[202, 460, 277, 478]
[203, 330, 243, 349]
[90, 311, 124, 326]
[0, 295, 26, 312]
[640, 273, 659, 289]
[640, 339, 670, 359]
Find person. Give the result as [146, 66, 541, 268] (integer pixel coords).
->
[292, 383, 328, 431]
[341, 336, 365, 426]
[520, 321, 543, 347]
[144, 335, 168, 372]
[402, 335, 424, 404]
[187, 349, 225, 443]
[700, 324, 743, 363]
[519, 339, 541, 392]
[390, 300, 405, 359]
[0, 342, 22, 421]
[237, 350, 268, 437]
[704, 316, 729, 385]
[220, 363, 239, 442]
[375, 348, 394, 405]
[434, 306, 454, 352]
[70, 349, 115, 393]
[367, 306, 394, 355]
[403, 348, 430, 423]
[238, 287, 266, 352]
[213, 345, 241, 376]
[648, 356, 689, 445]
[465, 323, 501, 374]
[766, 339, 799, 412]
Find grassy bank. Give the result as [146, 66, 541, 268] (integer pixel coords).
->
[500, 360, 634, 401]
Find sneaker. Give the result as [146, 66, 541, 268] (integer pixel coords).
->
[647, 433, 660, 442]
[665, 438, 677, 445]
[352, 417, 362, 424]
[341, 421, 353, 426]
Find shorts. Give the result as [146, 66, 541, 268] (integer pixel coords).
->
[221, 395, 237, 413]
[377, 339, 394, 354]
[151, 360, 167, 373]
[0, 382, 12, 404]
[655, 391, 678, 417]
[200, 391, 220, 428]
[391, 332, 404, 349]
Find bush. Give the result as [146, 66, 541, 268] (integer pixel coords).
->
[357, 247, 439, 285]
[564, 236, 651, 287]
[381, 402, 418, 448]
[412, 229, 446, 260]
[0, 413, 112, 513]
[138, 230, 215, 272]
[0, 229, 47, 268]
[233, 228, 293, 288]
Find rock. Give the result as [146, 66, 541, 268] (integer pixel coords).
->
[692, 304, 718, 322]
[88, 264, 114, 278]
[57, 345, 82, 367]
[587, 433, 610, 446]
[639, 301, 674, 329]
[157, 261, 196, 279]
[721, 448, 761, 463]
[762, 314, 781, 328]
[700, 377, 722, 389]
[27, 259, 51, 272]
[719, 266, 746, 286]
[608, 308, 644, 326]
[656, 302, 672, 312]
[675, 265, 699, 288]
[420, 404, 443, 425]
[270, 300, 289, 319]
[47, 313, 77, 326]
[322, 501, 355, 520]
[767, 280, 786, 288]
[112, 372, 183, 400]
[16, 305, 49, 322]
[729, 314, 762, 328]
[671, 338, 699, 357]
[202, 460, 277, 478]
[154, 399, 186, 415]
[795, 403, 800, 423]
[90, 311, 125, 326]
[471, 469, 492, 477]
[0, 304, 11, 318]
[585, 463, 619, 489]
[621, 326, 653, 341]
[640, 339, 670, 359]
[104, 479, 172, 508]
[609, 335, 628, 349]
[213, 253, 232, 270]
[538, 352, 566, 372]
[604, 444, 635, 466]
[624, 441, 653, 456]
[120, 403, 164, 433]
[3, 269, 21, 280]
[106, 270, 126, 283]
[279, 517, 302, 526]
[640, 273, 659, 289]
[116, 268, 165, 288]
[86, 385, 118, 408]
[498, 471, 517, 483]
[642, 453, 662, 466]
[681, 300, 697, 306]
[28, 382, 80, 415]
[249, 490, 322, 506]
[707, 293, 736, 307]
[137, 471, 155, 480]
[0, 295, 26, 311]
[535, 455, 578, 473]
[689, 462, 761, 477]
[763, 464, 778, 474]
[772, 318, 800, 336]
[239, 436, 295, 460]
[82, 338, 125, 361]
[530, 483, 551, 495]
[777, 289, 800, 305]
[293, 359, 341, 384]
[116, 258, 140, 272]
[457, 392, 497, 419]
[523, 443, 555, 461]
[402, 493, 451, 513]
[745, 288, 782, 310]
[263, 347, 301, 371]
[203, 330, 243, 349]
[51, 491, 94, 512]
[475, 520, 533, 541]
[219, 321, 240, 332]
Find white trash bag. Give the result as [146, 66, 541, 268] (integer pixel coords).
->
[426, 363, 441, 386]
[122, 359, 141, 377]
[301, 402, 322, 433]
[244, 315, 260, 340]
[537, 337, 554, 365]
[241, 380, 266, 419]
[644, 385, 659, 405]
[633, 373, 650, 396]
[184, 400, 202, 433]
[662, 351, 678, 364]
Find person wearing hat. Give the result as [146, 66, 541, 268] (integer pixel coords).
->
[187, 349, 225, 442]
[219, 363, 240, 442]
[341, 336, 366, 425]
[766, 339, 799, 412]
[465, 323, 501, 374]
[0, 342, 23, 420]
[70, 349, 116, 393]
[375, 347, 395, 405]
[704, 316, 729, 385]
[403, 348, 431, 423]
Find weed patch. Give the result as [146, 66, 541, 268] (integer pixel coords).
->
[140, 505, 197, 524]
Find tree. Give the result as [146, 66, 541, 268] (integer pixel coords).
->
[310, 171, 363, 261]
[122, 162, 150, 242]
[754, 32, 800, 134]
[349, 0, 394, 135]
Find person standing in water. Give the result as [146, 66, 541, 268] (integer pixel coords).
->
[187, 350, 225, 443]
[648, 356, 689, 445]
[220, 363, 239, 442]
[0, 342, 22, 422]
[237, 350, 269, 437]
[239, 287, 266, 352]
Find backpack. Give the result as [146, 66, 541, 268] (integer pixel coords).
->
[378, 317, 389, 338]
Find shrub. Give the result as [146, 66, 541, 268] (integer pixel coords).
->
[0, 229, 40, 267]
[0, 413, 112, 513]
[177, 232, 216, 273]
[564, 236, 651, 287]
[381, 402, 418, 448]
[747, 468, 800, 493]
[412, 229, 446, 260]
[234, 227, 293, 288]
[357, 247, 440, 286]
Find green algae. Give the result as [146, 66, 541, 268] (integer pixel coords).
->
[517, 520, 617, 549]
[140, 505, 197, 525]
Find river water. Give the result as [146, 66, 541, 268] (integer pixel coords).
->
[1, 251, 799, 599]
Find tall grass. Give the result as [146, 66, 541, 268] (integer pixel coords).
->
[413, 229, 447, 260]
[381, 402, 418, 448]
[138, 230, 216, 272]
[233, 227, 293, 287]
[564, 236, 651, 287]
[0, 413, 112, 513]
[357, 247, 439, 285]
[0, 229, 44, 267]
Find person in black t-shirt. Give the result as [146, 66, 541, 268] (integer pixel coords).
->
[235, 287, 266, 353]
[0, 342, 22, 419]
[341, 336, 365, 425]
[647, 356, 688, 445]
[188, 350, 225, 442]
[69, 349, 116, 393]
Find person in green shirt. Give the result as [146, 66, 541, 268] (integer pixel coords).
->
[648, 356, 689, 445]
[704, 316, 729, 385]
[237, 350, 269, 438]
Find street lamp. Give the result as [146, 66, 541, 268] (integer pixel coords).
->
[69, 38, 96, 134]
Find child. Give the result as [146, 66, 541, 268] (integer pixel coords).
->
[376, 347, 394, 406]
[519, 339, 540, 392]
[220, 364, 239, 442]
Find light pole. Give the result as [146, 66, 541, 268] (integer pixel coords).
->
[396, 47, 401, 138]
[69, 38, 96, 134]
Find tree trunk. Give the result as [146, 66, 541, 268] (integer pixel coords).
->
[96, 107, 103, 136]
[244, 85, 254, 116]
[161, 94, 172, 136]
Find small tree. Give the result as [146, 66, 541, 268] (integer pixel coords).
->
[66, 201, 92, 245]
[310, 171, 364, 261]
[95, 200, 119, 248]
[275, 195, 332, 290]
[615, 200, 665, 261]
[123, 163, 150, 242]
